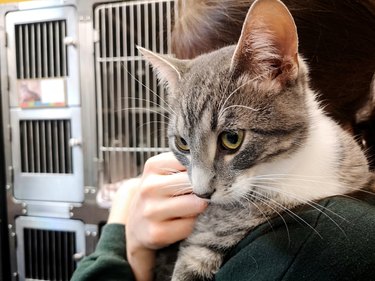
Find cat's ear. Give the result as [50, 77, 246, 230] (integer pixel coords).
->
[137, 46, 184, 92]
[231, 0, 298, 83]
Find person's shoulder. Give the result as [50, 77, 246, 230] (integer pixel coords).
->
[314, 195, 375, 244]
[284, 195, 375, 280]
[323, 194, 375, 224]
[218, 195, 375, 281]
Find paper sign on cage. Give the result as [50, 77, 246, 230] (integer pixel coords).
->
[18, 78, 66, 108]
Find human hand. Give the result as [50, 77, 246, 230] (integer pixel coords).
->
[125, 152, 207, 281]
[107, 177, 141, 225]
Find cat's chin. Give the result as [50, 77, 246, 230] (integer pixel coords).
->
[207, 194, 242, 207]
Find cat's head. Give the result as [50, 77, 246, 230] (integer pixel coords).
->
[140, 0, 311, 205]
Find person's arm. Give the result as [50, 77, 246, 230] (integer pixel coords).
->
[70, 223, 135, 281]
[121, 153, 207, 281]
[72, 152, 207, 281]
[70, 177, 141, 281]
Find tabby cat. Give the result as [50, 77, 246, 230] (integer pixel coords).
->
[139, 0, 373, 280]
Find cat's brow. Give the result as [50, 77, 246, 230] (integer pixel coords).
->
[218, 74, 264, 119]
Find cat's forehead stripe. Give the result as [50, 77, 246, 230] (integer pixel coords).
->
[183, 88, 214, 130]
[177, 116, 185, 136]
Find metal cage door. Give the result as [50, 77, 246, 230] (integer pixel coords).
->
[15, 216, 85, 281]
[94, 0, 176, 206]
[5, 6, 84, 202]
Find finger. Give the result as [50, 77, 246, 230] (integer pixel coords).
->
[159, 217, 197, 245]
[141, 172, 192, 197]
[149, 194, 207, 221]
[108, 178, 141, 224]
[142, 217, 197, 249]
[144, 152, 186, 175]
[158, 172, 192, 196]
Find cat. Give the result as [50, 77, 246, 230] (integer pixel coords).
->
[139, 0, 373, 280]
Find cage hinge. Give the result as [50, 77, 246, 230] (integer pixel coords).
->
[4, 31, 8, 48]
[14, 232, 17, 250]
[8, 124, 12, 143]
[95, 157, 104, 173]
[93, 29, 100, 43]
[12, 271, 19, 281]
[9, 225, 17, 247]
[7, 74, 10, 91]
[8, 166, 14, 185]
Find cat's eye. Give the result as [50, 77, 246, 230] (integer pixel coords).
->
[175, 136, 190, 152]
[220, 130, 244, 151]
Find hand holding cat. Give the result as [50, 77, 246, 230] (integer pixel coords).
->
[109, 152, 207, 281]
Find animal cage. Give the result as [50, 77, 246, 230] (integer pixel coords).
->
[0, 0, 177, 280]
[94, 0, 175, 206]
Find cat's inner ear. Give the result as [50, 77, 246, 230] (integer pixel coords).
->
[137, 46, 184, 92]
[231, 0, 298, 83]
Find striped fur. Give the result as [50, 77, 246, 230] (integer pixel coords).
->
[140, 0, 372, 280]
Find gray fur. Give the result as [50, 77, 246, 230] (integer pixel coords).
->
[140, 0, 373, 280]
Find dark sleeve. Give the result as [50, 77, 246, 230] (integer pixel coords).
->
[216, 197, 375, 281]
[279, 198, 375, 281]
[70, 223, 135, 281]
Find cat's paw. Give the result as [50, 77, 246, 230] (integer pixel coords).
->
[171, 271, 210, 281]
[171, 245, 222, 281]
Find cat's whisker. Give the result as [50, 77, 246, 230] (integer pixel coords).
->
[122, 107, 171, 121]
[218, 71, 268, 118]
[255, 176, 359, 193]
[126, 96, 173, 115]
[218, 77, 257, 117]
[331, 193, 367, 203]
[218, 70, 236, 110]
[253, 180, 349, 220]
[253, 174, 375, 196]
[136, 121, 170, 131]
[245, 195, 294, 244]
[247, 188, 323, 238]
[248, 200, 276, 233]
[228, 197, 240, 210]
[244, 185, 318, 233]
[219, 105, 259, 119]
[254, 176, 342, 191]
[256, 181, 348, 218]
[240, 196, 276, 233]
[139, 0, 374, 277]
[247, 183, 348, 237]
[255, 173, 341, 179]
[253, 174, 345, 187]
[333, 186, 375, 197]
[121, 63, 177, 115]
[242, 192, 291, 243]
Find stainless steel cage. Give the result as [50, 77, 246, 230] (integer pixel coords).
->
[0, 0, 178, 280]
[6, 6, 84, 203]
[15, 216, 85, 281]
[94, 0, 176, 206]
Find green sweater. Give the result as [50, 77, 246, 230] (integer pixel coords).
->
[71, 196, 375, 281]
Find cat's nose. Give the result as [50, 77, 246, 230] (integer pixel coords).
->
[194, 190, 215, 199]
